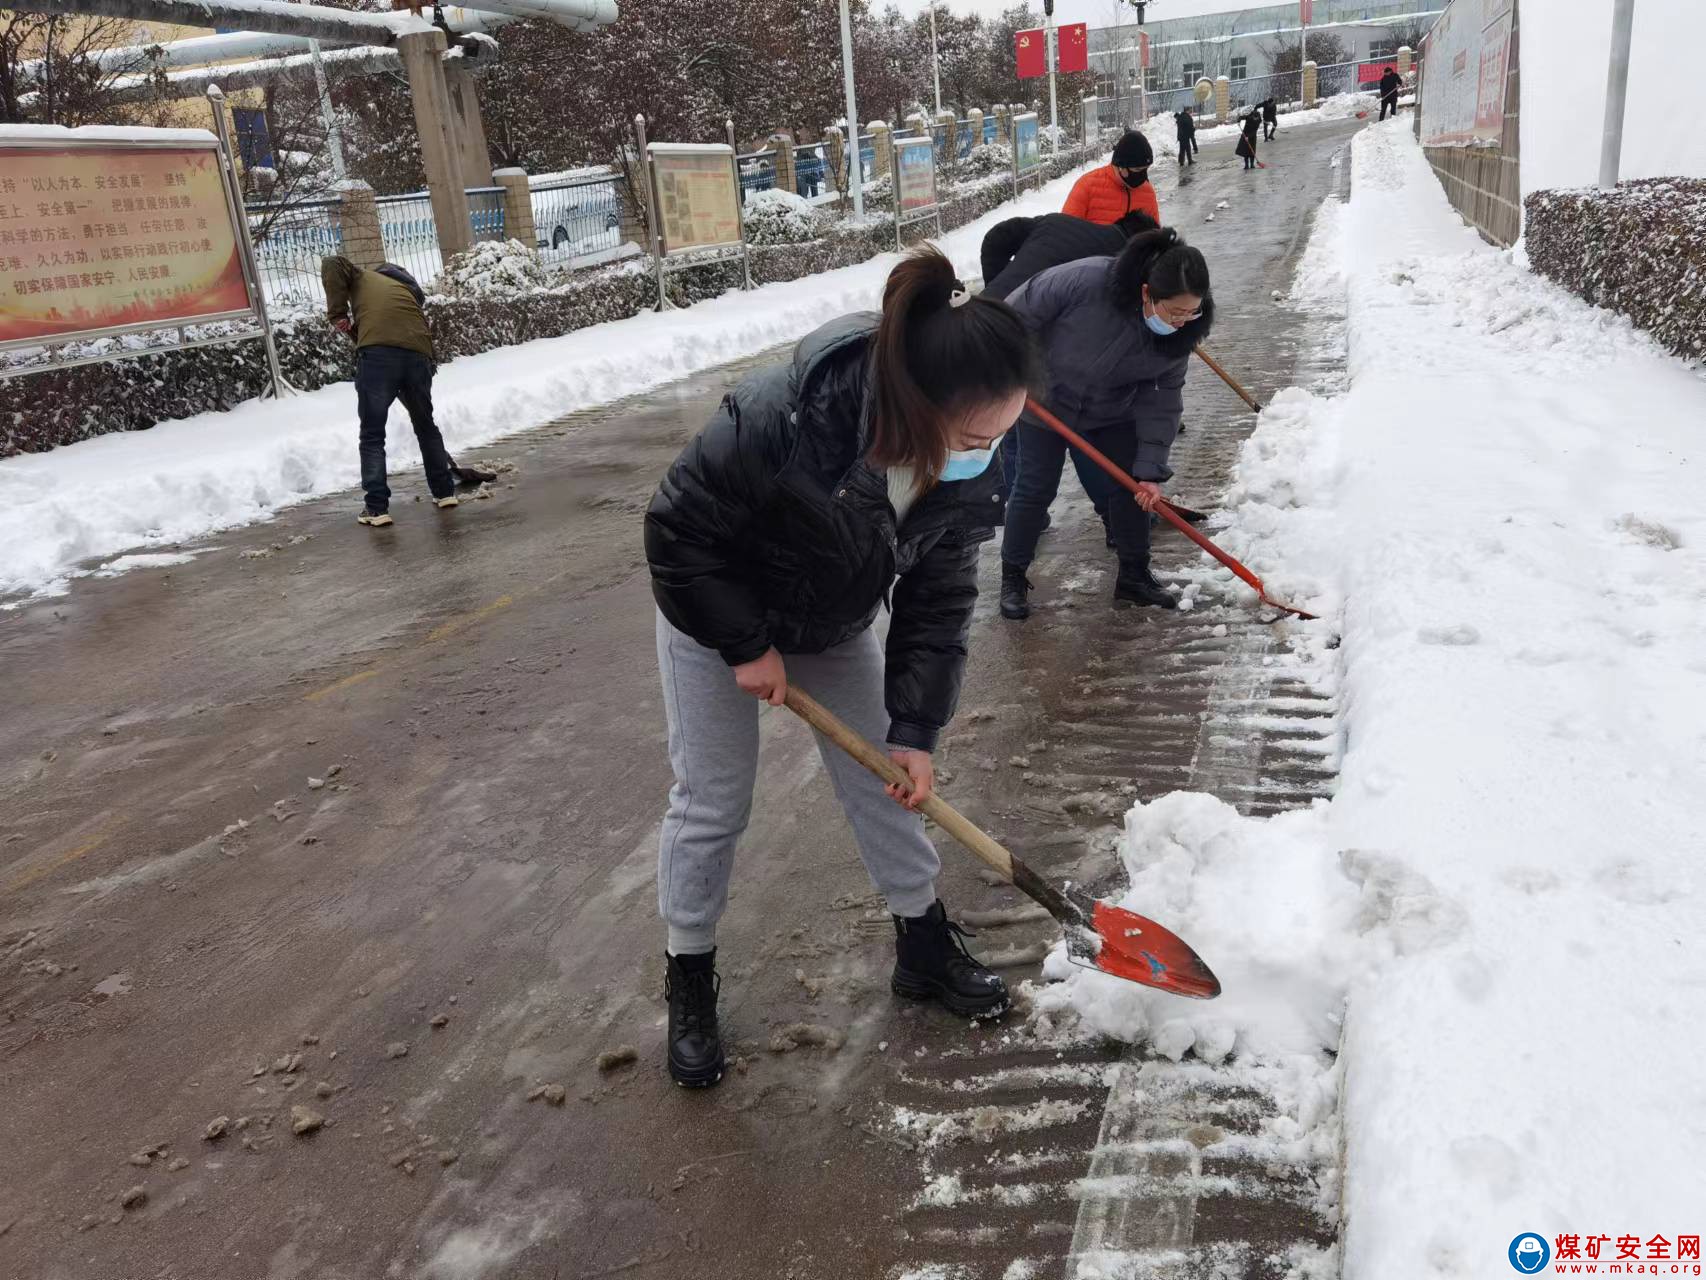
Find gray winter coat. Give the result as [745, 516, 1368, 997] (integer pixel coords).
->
[1007, 250, 1213, 482]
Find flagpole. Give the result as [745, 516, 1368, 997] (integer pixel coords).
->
[1046, 3, 1059, 155]
[839, 0, 863, 219]
[929, 2, 942, 114]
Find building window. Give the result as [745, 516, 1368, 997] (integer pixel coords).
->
[1144, 68, 1161, 91]
[1230, 55, 1248, 80]
[1367, 40, 1396, 61]
[1182, 61, 1204, 85]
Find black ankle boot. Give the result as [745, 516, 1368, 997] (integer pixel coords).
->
[1114, 566, 1179, 610]
[664, 951, 724, 1088]
[892, 901, 1009, 1018]
[999, 563, 1032, 620]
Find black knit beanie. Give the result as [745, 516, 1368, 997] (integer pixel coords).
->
[1111, 130, 1153, 168]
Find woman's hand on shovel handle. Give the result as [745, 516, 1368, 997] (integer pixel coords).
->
[1132, 480, 1165, 513]
[884, 749, 934, 811]
[733, 647, 788, 706]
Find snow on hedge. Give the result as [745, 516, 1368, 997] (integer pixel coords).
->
[740, 188, 823, 246]
[435, 237, 551, 298]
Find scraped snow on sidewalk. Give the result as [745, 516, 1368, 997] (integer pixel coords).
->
[1036, 118, 1706, 1277]
[0, 163, 1095, 602]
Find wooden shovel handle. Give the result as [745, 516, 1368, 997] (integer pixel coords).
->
[782, 686, 1016, 884]
[1193, 343, 1263, 413]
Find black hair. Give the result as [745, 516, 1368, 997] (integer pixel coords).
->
[869, 245, 1041, 479]
[1111, 227, 1210, 307]
[1114, 209, 1160, 239]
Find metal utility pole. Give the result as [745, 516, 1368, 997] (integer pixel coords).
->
[1598, 0, 1635, 189]
[1045, 0, 1059, 154]
[838, 0, 863, 218]
[928, 2, 942, 114]
[307, 39, 347, 181]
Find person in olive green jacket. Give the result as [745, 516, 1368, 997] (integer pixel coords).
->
[321, 256, 457, 527]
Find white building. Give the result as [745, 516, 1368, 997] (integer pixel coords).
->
[1089, 1, 1440, 116]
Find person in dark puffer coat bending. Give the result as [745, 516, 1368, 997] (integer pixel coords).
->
[998, 228, 1213, 619]
[643, 247, 1042, 1089]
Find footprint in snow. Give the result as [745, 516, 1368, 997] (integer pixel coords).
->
[1416, 623, 1480, 646]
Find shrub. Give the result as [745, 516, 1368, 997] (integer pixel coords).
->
[1524, 179, 1706, 365]
[963, 142, 1012, 177]
[436, 237, 552, 297]
[740, 188, 824, 246]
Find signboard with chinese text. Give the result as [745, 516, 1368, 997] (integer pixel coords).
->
[648, 145, 742, 257]
[1419, 0, 1511, 147]
[1013, 113, 1041, 173]
[0, 134, 251, 348]
[894, 137, 937, 215]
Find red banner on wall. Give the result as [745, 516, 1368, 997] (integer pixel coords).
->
[1015, 27, 1046, 79]
[1058, 22, 1089, 74]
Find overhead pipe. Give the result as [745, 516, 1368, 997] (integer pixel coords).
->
[5, 0, 436, 47]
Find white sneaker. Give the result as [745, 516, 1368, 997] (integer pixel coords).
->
[357, 511, 394, 527]
[435, 495, 460, 509]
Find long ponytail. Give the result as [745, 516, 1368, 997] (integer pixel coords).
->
[868, 245, 1039, 480]
[1110, 227, 1212, 310]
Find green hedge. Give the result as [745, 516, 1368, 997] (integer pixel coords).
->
[1524, 178, 1706, 365]
[2, 150, 1087, 458]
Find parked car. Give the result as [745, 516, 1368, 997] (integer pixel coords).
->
[529, 172, 622, 256]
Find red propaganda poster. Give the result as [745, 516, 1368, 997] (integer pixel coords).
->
[0, 139, 250, 345]
[1058, 23, 1089, 75]
[1299, 0, 1313, 24]
[1015, 28, 1046, 79]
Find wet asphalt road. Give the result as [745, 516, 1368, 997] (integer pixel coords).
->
[0, 118, 1362, 1280]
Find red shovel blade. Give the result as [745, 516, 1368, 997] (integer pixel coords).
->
[1063, 891, 1222, 999]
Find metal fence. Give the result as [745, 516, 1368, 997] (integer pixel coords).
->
[467, 187, 507, 242]
[1095, 60, 1371, 131]
[531, 171, 623, 263]
[246, 196, 342, 313]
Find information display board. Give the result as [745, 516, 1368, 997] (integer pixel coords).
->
[895, 137, 938, 214]
[1013, 113, 1042, 173]
[0, 130, 251, 348]
[648, 144, 742, 256]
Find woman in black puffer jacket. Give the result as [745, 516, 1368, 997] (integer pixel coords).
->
[643, 247, 1040, 1089]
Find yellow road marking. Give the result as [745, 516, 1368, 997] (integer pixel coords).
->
[4, 816, 125, 896]
[303, 593, 516, 702]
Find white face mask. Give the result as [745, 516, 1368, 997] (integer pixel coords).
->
[940, 435, 1004, 482]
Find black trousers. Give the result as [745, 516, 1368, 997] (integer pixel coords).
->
[1380, 94, 1399, 120]
[355, 344, 454, 513]
[1177, 134, 1194, 164]
[1000, 416, 1151, 574]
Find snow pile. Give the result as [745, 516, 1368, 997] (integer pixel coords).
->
[1040, 117, 1706, 1274]
[740, 188, 823, 246]
[0, 160, 1096, 601]
[435, 238, 550, 298]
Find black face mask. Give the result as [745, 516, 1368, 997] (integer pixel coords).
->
[1121, 167, 1150, 188]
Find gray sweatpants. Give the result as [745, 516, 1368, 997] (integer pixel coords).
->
[656, 610, 941, 954]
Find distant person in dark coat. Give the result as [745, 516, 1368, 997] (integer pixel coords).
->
[1260, 97, 1278, 140]
[1174, 107, 1198, 164]
[796, 146, 824, 198]
[1236, 111, 1261, 169]
[1379, 66, 1403, 120]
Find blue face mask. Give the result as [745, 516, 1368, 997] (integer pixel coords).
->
[1145, 311, 1177, 336]
[940, 436, 1003, 482]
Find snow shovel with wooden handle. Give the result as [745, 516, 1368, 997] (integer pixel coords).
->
[1024, 397, 1317, 622]
[1193, 344, 1264, 413]
[782, 686, 1221, 1000]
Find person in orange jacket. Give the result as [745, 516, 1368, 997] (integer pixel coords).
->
[1062, 130, 1160, 228]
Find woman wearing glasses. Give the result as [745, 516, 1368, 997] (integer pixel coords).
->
[997, 227, 1214, 619]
